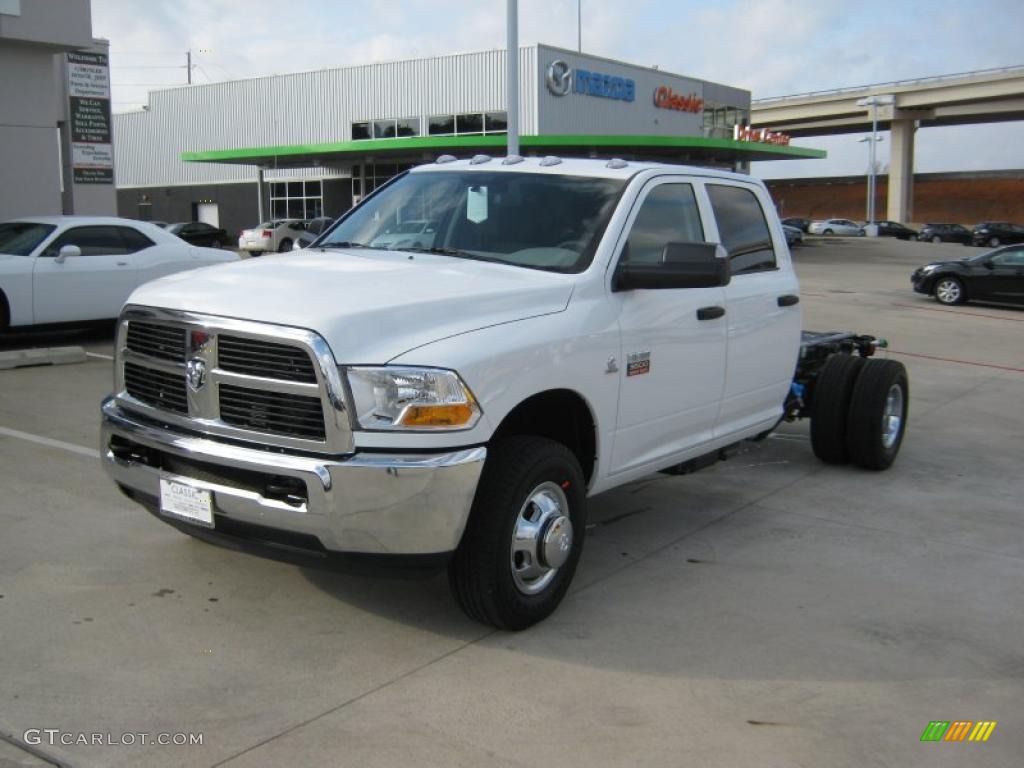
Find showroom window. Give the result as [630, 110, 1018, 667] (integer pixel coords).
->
[426, 111, 508, 136]
[351, 118, 420, 140]
[270, 180, 323, 219]
[351, 163, 415, 199]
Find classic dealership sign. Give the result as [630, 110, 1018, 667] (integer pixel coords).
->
[733, 124, 791, 146]
[67, 52, 113, 183]
[653, 86, 703, 114]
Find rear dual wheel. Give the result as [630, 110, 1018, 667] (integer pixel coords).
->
[811, 355, 908, 470]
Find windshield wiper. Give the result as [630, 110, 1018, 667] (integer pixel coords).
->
[317, 241, 372, 250]
[394, 246, 508, 265]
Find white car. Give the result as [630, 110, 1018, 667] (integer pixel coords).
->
[808, 219, 865, 236]
[0, 216, 238, 329]
[238, 220, 306, 254]
[369, 219, 436, 250]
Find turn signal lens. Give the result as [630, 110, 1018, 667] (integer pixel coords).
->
[400, 403, 475, 428]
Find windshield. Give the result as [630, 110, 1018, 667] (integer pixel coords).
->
[0, 222, 57, 256]
[318, 170, 626, 272]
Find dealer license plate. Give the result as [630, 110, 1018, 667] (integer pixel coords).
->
[159, 479, 214, 527]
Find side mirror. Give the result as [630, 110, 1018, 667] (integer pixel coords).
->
[614, 242, 730, 291]
[55, 244, 82, 264]
[982, 259, 995, 269]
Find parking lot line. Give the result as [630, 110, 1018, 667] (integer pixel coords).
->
[887, 349, 1024, 373]
[86, 351, 114, 360]
[0, 426, 99, 459]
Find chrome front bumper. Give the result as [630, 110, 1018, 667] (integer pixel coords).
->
[100, 397, 486, 561]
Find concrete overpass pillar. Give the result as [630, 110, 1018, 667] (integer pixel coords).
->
[887, 119, 915, 223]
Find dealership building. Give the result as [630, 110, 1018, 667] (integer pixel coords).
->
[112, 44, 821, 239]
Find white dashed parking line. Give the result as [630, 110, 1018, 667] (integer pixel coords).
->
[0, 426, 100, 459]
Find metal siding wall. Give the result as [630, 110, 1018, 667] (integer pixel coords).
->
[113, 47, 537, 187]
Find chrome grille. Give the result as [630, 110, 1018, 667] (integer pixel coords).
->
[219, 384, 326, 440]
[217, 335, 317, 383]
[125, 322, 186, 362]
[115, 308, 352, 454]
[124, 361, 188, 414]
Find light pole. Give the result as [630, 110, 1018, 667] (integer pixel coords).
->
[507, 0, 519, 156]
[855, 94, 894, 233]
[857, 133, 884, 223]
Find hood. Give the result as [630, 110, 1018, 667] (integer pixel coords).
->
[126, 249, 574, 362]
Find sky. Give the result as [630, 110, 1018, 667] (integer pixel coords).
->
[92, 0, 1024, 179]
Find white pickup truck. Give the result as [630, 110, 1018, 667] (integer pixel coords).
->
[100, 157, 908, 629]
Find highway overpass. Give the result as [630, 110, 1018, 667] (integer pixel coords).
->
[751, 66, 1024, 222]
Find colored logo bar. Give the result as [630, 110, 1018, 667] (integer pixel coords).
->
[920, 721, 997, 742]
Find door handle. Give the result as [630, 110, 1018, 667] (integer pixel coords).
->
[696, 306, 726, 321]
[777, 294, 800, 307]
[116, 261, 129, 266]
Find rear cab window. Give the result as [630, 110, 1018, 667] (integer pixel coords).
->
[706, 184, 777, 275]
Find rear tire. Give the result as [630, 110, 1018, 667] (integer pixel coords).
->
[811, 354, 866, 464]
[988, 237, 1000, 248]
[846, 359, 908, 471]
[449, 436, 586, 630]
[0, 289, 9, 331]
[211, 240, 223, 249]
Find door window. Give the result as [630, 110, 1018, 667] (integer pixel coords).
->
[991, 248, 1024, 266]
[621, 183, 704, 266]
[707, 184, 776, 275]
[46, 226, 130, 256]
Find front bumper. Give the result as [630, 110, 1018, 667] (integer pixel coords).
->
[100, 397, 486, 571]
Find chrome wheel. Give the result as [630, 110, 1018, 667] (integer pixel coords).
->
[935, 278, 961, 304]
[510, 481, 573, 595]
[881, 384, 904, 449]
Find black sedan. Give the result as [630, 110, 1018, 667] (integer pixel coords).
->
[971, 222, 1024, 248]
[912, 245, 1024, 306]
[166, 221, 229, 247]
[918, 223, 971, 244]
[781, 217, 811, 232]
[874, 220, 918, 240]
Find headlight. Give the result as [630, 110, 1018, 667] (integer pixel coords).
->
[920, 264, 938, 273]
[345, 366, 481, 431]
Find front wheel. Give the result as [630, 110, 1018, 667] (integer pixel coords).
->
[823, 228, 834, 235]
[449, 436, 586, 630]
[932, 235, 942, 244]
[278, 238, 293, 252]
[934, 276, 965, 305]
[988, 237, 1000, 248]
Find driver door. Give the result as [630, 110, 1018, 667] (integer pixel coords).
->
[32, 226, 138, 323]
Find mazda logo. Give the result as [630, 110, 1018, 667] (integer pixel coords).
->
[545, 59, 572, 97]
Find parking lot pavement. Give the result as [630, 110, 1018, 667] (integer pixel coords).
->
[1, 237, 1022, 767]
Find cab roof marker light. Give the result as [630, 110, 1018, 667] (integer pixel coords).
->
[502, 154, 525, 165]
[539, 156, 563, 167]
[435, 154, 457, 164]
[470, 154, 492, 165]
[606, 158, 629, 169]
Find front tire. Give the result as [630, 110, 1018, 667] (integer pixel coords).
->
[846, 359, 908, 471]
[278, 238, 293, 253]
[988, 237, 1000, 248]
[823, 228, 834, 235]
[449, 436, 586, 630]
[931, 235, 942, 244]
[934, 276, 965, 305]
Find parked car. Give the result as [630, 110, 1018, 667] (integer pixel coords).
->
[970, 222, 1024, 248]
[166, 221, 230, 248]
[101, 157, 908, 630]
[873, 220, 918, 240]
[238, 219, 306, 254]
[0, 216, 238, 329]
[781, 217, 811, 232]
[150, 221, 169, 229]
[782, 224, 803, 246]
[369, 219, 436, 250]
[808, 219, 864, 236]
[917, 223, 971, 244]
[295, 216, 335, 249]
[911, 244, 1024, 306]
